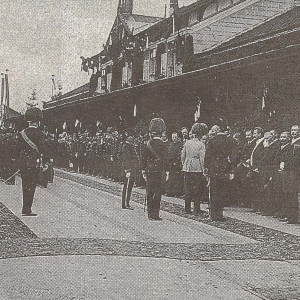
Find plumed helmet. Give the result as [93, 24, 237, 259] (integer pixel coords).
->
[24, 107, 43, 122]
[149, 118, 166, 135]
[191, 123, 208, 138]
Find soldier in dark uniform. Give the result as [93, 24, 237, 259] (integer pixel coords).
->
[120, 130, 140, 209]
[142, 118, 168, 220]
[17, 107, 48, 216]
[78, 134, 87, 174]
[204, 124, 235, 221]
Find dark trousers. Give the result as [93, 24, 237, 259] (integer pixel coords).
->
[166, 170, 184, 197]
[122, 175, 135, 208]
[146, 172, 162, 219]
[184, 172, 206, 213]
[78, 157, 86, 174]
[20, 168, 39, 214]
[209, 177, 228, 220]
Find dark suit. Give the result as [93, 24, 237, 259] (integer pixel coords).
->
[17, 126, 48, 215]
[271, 143, 292, 218]
[256, 140, 280, 214]
[204, 133, 235, 221]
[282, 138, 300, 223]
[142, 138, 167, 219]
[166, 141, 184, 197]
[243, 139, 257, 161]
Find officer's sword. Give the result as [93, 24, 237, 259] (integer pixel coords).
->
[4, 170, 20, 184]
[125, 173, 130, 206]
[207, 177, 211, 217]
[144, 194, 147, 212]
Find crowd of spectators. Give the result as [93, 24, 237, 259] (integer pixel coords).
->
[1, 121, 299, 224]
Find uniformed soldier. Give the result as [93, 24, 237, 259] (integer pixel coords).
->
[120, 130, 140, 209]
[142, 118, 168, 220]
[78, 134, 87, 174]
[204, 124, 235, 221]
[17, 107, 48, 216]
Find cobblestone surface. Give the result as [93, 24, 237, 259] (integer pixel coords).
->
[0, 203, 37, 240]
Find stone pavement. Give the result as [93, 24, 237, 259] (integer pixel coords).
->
[0, 170, 300, 299]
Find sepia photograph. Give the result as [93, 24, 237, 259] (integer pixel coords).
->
[0, 0, 300, 299]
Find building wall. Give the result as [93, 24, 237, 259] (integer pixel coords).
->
[192, 0, 296, 54]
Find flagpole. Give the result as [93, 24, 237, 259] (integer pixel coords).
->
[0, 73, 4, 126]
[1, 73, 4, 106]
[5, 70, 9, 121]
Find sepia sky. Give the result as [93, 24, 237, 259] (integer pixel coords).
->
[0, 0, 195, 111]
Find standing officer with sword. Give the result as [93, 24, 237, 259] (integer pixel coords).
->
[120, 130, 140, 210]
[14, 106, 48, 216]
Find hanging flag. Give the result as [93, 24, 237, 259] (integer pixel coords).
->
[56, 128, 58, 134]
[63, 121, 67, 130]
[194, 100, 201, 122]
[133, 104, 137, 117]
[75, 119, 80, 127]
[96, 120, 100, 127]
[109, 35, 112, 46]
[80, 121, 82, 129]
[146, 35, 149, 49]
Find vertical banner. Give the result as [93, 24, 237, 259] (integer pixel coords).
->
[133, 104, 137, 117]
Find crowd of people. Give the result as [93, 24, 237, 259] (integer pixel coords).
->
[50, 122, 299, 223]
[1, 119, 299, 223]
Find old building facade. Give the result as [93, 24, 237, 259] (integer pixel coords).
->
[44, 0, 300, 133]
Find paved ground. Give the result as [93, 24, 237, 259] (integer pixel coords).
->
[0, 170, 300, 299]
